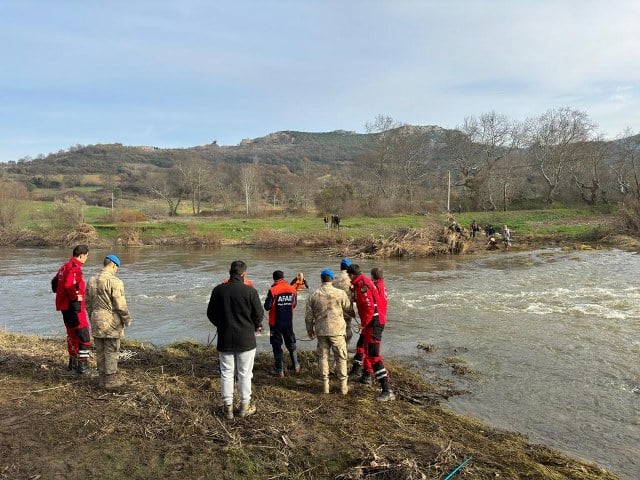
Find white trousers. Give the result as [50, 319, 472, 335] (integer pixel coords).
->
[219, 349, 256, 406]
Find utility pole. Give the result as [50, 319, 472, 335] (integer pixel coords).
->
[447, 171, 451, 212]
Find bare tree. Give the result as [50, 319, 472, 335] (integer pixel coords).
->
[609, 129, 640, 200]
[147, 168, 185, 216]
[173, 153, 212, 215]
[524, 107, 597, 204]
[361, 115, 403, 198]
[239, 163, 260, 215]
[570, 138, 611, 205]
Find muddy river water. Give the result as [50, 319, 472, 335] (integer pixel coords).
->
[1, 246, 638, 478]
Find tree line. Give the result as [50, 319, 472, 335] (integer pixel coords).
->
[2, 107, 640, 227]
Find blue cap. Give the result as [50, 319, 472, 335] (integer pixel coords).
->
[105, 254, 121, 267]
[340, 258, 352, 268]
[321, 268, 335, 280]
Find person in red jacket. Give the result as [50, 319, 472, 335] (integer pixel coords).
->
[53, 244, 92, 374]
[347, 264, 395, 401]
[264, 270, 300, 376]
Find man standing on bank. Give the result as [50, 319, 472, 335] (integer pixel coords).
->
[305, 269, 354, 395]
[207, 260, 264, 419]
[86, 254, 132, 390]
[333, 258, 355, 346]
[347, 264, 395, 401]
[264, 270, 300, 377]
[53, 244, 92, 375]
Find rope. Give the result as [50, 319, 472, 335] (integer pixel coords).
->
[444, 456, 472, 480]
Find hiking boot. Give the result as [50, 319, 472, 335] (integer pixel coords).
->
[377, 389, 396, 402]
[98, 373, 106, 388]
[76, 362, 98, 378]
[358, 372, 372, 385]
[238, 402, 256, 418]
[223, 404, 234, 420]
[270, 369, 285, 378]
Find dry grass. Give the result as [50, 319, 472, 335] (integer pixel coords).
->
[0, 331, 619, 480]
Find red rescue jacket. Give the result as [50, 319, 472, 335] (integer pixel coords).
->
[350, 273, 380, 327]
[54, 257, 86, 312]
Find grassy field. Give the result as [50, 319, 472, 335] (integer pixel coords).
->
[7, 199, 621, 249]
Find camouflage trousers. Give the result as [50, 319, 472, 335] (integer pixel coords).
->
[94, 337, 121, 375]
[317, 335, 347, 381]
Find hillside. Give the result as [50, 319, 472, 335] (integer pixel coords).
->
[5, 126, 448, 175]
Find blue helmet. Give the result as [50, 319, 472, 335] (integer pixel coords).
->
[105, 254, 121, 267]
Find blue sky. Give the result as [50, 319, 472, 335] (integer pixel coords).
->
[1, 0, 639, 162]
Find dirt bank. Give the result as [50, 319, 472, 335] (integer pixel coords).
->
[0, 332, 619, 479]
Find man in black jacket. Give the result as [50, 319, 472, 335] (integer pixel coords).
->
[207, 260, 264, 419]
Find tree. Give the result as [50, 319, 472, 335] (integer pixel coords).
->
[173, 153, 212, 215]
[609, 129, 640, 200]
[239, 163, 260, 215]
[524, 107, 597, 204]
[0, 179, 29, 230]
[147, 168, 185, 216]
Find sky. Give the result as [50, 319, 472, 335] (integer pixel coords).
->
[1, 0, 639, 162]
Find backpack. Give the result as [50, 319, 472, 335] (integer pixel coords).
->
[51, 275, 58, 293]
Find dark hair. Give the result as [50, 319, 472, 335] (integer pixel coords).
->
[272, 270, 284, 280]
[371, 267, 383, 280]
[229, 260, 247, 276]
[72, 244, 89, 257]
[320, 273, 332, 282]
[346, 264, 361, 276]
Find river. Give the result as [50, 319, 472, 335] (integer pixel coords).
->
[0, 246, 638, 479]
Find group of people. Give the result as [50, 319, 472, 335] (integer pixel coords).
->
[53, 245, 132, 390]
[53, 246, 394, 421]
[323, 214, 341, 229]
[207, 257, 395, 419]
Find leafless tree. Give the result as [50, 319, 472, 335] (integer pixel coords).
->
[173, 153, 212, 215]
[147, 168, 185, 216]
[239, 163, 260, 215]
[524, 107, 597, 204]
[609, 129, 640, 200]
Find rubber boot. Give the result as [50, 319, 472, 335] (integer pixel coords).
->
[238, 402, 256, 418]
[377, 377, 396, 402]
[67, 355, 78, 371]
[347, 363, 362, 382]
[340, 378, 349, 395]
[322, 379, 330, 394]
[271, 350, 284, 377]
[358, 372, 373, 385]
[223, 404, 234, 420]
[290, 350, 301, 374]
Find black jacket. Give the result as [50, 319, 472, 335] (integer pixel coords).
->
[207, 275, 264, 353]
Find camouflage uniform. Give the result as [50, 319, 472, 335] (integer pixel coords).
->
[333, 269, 355, 345]
[305, 281, 353, 392]
[86, 268, 132, 385]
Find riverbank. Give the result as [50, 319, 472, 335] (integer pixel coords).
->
[0, 331, 620, 479]
[2, 209, 637, 257]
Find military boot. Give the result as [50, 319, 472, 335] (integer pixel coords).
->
[340, 378, 349, 395]
[358, 372, 372, 385]
[76, 361, 97, 377]
[322, 379, 330, 394]
[104, 373, 124, 390]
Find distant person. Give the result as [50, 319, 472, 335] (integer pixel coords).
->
[222, 275, 254, 287]
[502, 225, 512, 249]
[334, 214, 341, 229]
[470, 220, 480, 239]
[347, 264, 395, 402]
[86, 254, 132, 390]
[487, 237, 499, 250]
[323, 215, 329, 230]
[305, 269, 354, 395]
[207, 260, 264, 420]
[52, 244, 92, 375]
[264, 270, 300, 377]
[290, 272, 309, 291]
[333, 258, 355, 346]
